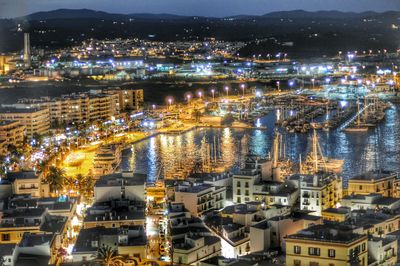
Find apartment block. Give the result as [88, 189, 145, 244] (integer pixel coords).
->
[0, 108, 50, 138]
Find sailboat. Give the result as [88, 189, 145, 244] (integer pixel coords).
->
[344, 100, 368, 132]
[303, 130, 343, 173]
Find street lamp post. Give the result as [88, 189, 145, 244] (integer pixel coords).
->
[241, 84, 245, 97]
[211, 89, 215, 102]
[187, 95, 191, 105]
[276, 81, 280, 93]
[225, 86, 229, 98]
[168, 98, 172, 110]
[311, 78, 315, 89]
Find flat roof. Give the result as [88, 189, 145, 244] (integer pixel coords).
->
[350, 170, 397, 181]
[286, 224, 365, 244]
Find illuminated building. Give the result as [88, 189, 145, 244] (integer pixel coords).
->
[0, 108, 50, 138]
[104, 88, 144, 111]
[167, 203, 222, 265]
[174, 184, 226, 217]
[17, 233, 58, 264]
[4, 92, 120, 126]
[367, 236, 397, 265]
[146, 181, 166, 205]
[347, 170, 397, 197]
[0, 120, 25, 156]
[173, 235, 221, 265]
[341, 194, 400, 211]
[94, 172, 146, 202]
[92, 144, 122, 178]
[321, 207, 351, 222]
[72, 226, 147, 263]
[0, 55, 14, 75]
[232, 156, 271, 204]
[83, 200, 145, 229]
[288, 173, 342, 216]
[285, 224, 368, 266]
[346, 211, 400, 238]
[0, 207, 68, 251]
[6, 171, 47, 198]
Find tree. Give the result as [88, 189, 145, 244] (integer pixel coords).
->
[77, 175, 95, 201]
[0, 256, 5, 266]
[45, 166, 65, 195]
[92, 246, 123, 266]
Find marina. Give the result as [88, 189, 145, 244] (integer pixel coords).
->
[121, 103, 399, 185]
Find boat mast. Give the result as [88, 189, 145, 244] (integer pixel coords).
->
[313, 129, 318, 172]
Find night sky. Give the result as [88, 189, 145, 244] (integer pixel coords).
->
[1, 0, 400, 18]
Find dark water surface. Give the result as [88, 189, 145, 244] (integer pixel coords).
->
[121, 105, 400, 185]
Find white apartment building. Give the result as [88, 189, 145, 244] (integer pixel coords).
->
[0, 108, 50, 138]
[174, 184, 226, 217]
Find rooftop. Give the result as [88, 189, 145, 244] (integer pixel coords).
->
[350, 170, 397, 182]
[6, 171, 38, 181]
[286, 224, 366, 244]
[95, 172, 147, 187]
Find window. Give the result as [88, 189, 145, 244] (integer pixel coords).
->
[245, 190, 249, 196]
[237, 197, 241, 203]
[316, 200, 319, 206]
[359, 185, 362, 190]
[1, 234, 10, 241]
[237, 189, 241, 195]
[310, 262, 319, 266]
[245, 182, 249, 188]
[308, 247, 320, 256]
[362, 243, 366, 251]
[237, 181, 241, 187]
[294, 245, 301, 254]
[328, 249, 335, 258]
[294, 260, 301, 266]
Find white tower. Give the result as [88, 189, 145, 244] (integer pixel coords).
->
[23, 33, 31, 68]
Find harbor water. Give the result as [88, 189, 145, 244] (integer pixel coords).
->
[121, 104, 400, 185]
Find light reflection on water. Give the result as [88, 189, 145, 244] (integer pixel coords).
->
[121, 105, 400, 185]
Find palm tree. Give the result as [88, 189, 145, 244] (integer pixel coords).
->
[93, 246, 123, 266]
[45, 166, 65, 195]
[77, 175, 95, 201]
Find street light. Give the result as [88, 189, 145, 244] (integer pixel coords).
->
[311, 78, 315, 89]
[225, 86, 229, 98]
[276, 81, 280, 92]
[241, 84, 245, 97]
[198, 91, 202, 100]
[186, 94, 191, 104]
[166, 97, 173, 110]
[211, 89, 215, 102]
[288, 81, 294, 90]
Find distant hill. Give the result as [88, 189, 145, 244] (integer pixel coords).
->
[20, 9, 188, 21]
[23, 9, 124, 20]
[262, 10, 379, 19]
[1, 8, 399, 58]
[17, 8, 400, 21]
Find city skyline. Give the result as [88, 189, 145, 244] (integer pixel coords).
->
[1, 0, 400, 18]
